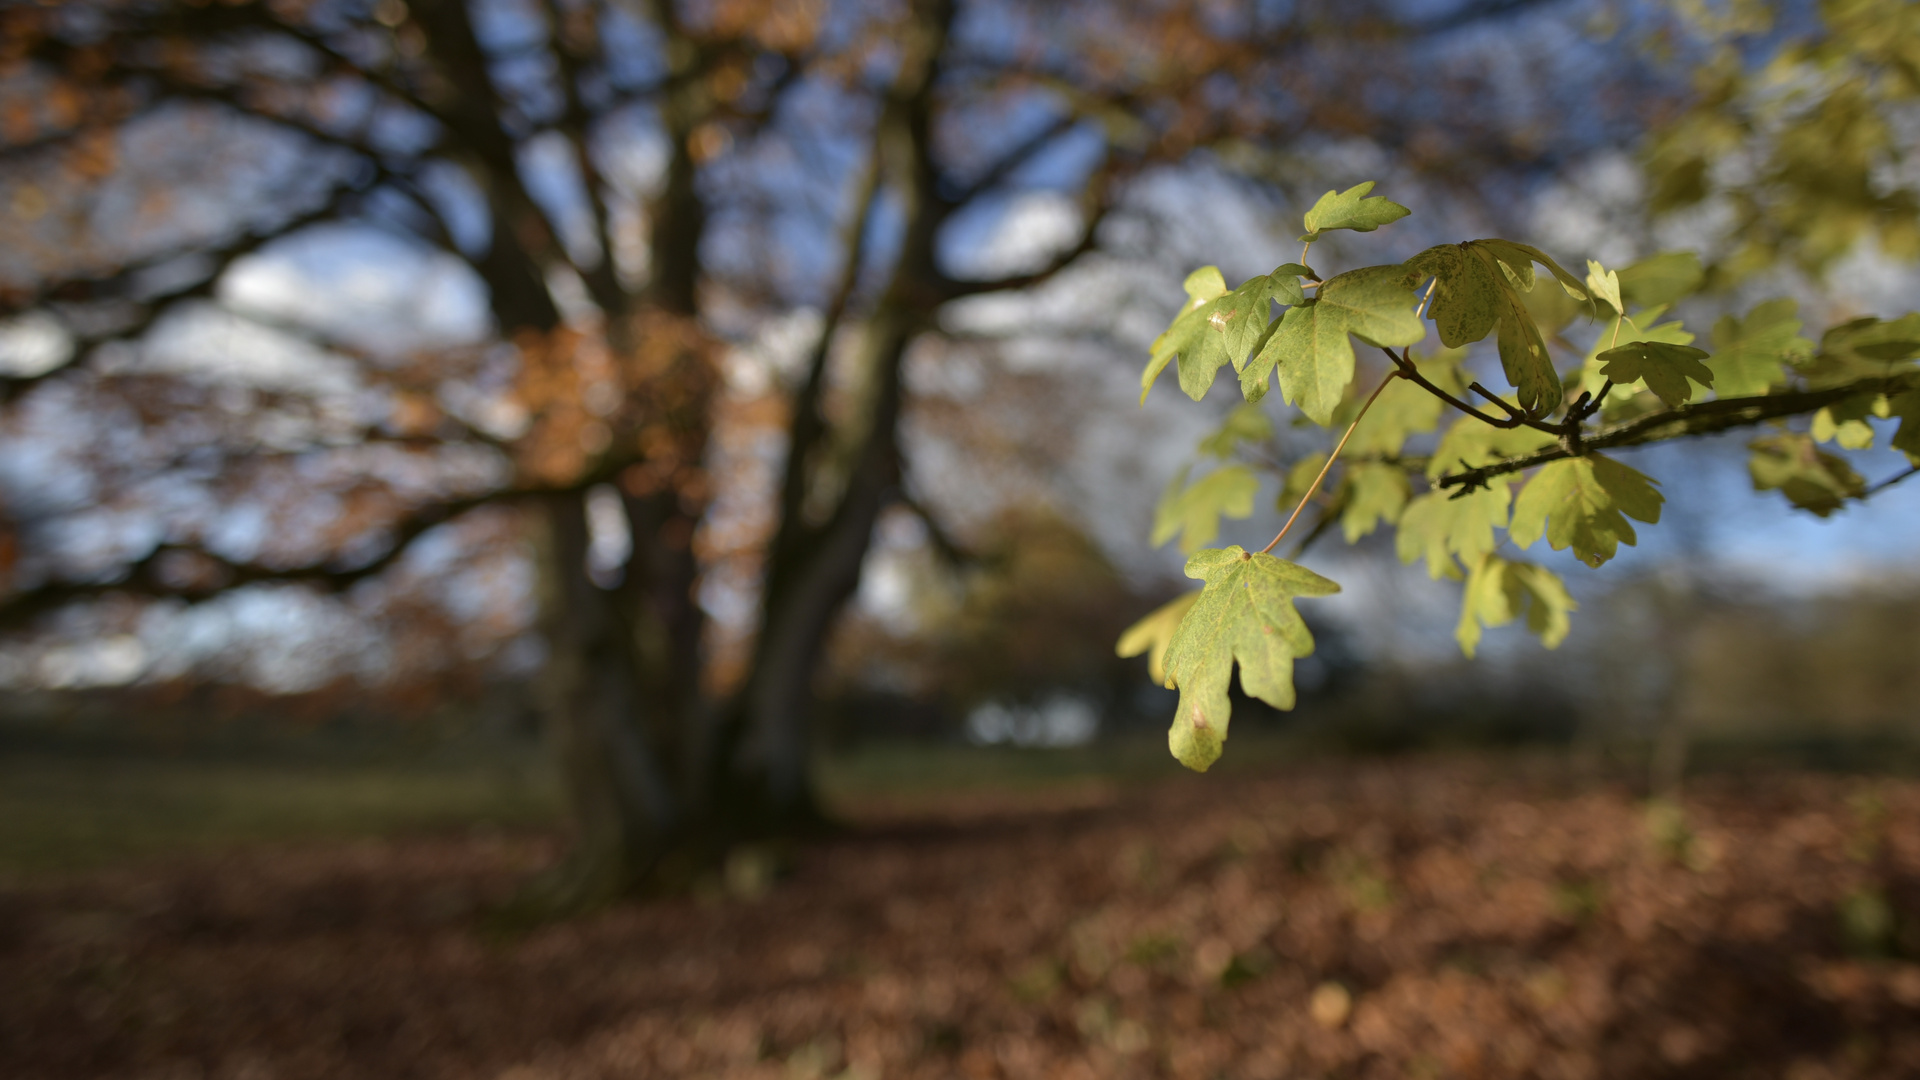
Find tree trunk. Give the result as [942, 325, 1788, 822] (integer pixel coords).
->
[710, 0, 953, 836]
[521, 491, 683, 910]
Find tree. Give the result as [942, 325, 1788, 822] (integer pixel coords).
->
[1119, 181, 1920, 771]
[0, 0, 1668, 902]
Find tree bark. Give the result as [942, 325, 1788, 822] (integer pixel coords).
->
[712, 0, 954, 834]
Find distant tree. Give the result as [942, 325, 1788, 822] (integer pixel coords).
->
[0, 0, 1639, 904]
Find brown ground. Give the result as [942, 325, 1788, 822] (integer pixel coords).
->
[5, 756, 1920, 1080]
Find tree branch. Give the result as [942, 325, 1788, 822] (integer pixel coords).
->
[1433, 374, 1920, 490]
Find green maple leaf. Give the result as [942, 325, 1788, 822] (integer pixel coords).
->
[1596, 340, 1714, 406]
[1116, 590, 1201, 686]
[1455, 554, 1577, 659]
[1161, 547, 1340, 771]
[1708, 299, 1813, 397]
[1585, 260, 1625, 316]
[1395, 481, 1513, 580]
[1153, 465, 1260, 552]
[1509, 453, 1663, 568]
[1748, 432, 1865, 516]
[1344, 348, 1465, 457]
[1214, 265, 1309, 363]
[1299, 181, 1411, 242]
[1617, 251, 1705, 309]
[1198, 402, 1274, 458]
[1142, 266, 1231, 402]
[1574, 310, 1697, 408]
[1142, 266, 1310, 403]
[1241, 265, 1425, 424]
[1409, 240, 1586, 416]
[1340, 462, 1410, 542]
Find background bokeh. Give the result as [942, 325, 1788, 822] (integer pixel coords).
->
[4, 1, 1920, 1077]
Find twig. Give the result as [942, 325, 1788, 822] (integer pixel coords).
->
[1434, 373, 1920, 490]
[1260, 371, 1401, 555]
[1379, 347, 1523, 430]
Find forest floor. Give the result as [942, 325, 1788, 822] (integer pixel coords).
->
[5, 751, 1920, 1080]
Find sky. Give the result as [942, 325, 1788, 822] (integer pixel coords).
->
[2, 0, 1915, 703]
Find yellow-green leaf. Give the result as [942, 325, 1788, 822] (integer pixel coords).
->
[1299, 181, 1411, 242]
[1509, 453, 1663, 568]
[1152, 465, 1260, 552]
[1708, 298, 1812, 397]
[1410, 240, 1581, 415]
[1243, 265, 1426, 424]
[1161, 547, 1340, 770]
[1142, 266, 1231, 402]
[1426, 414, 1556, 481]
[1340, 462, 1410, 542]
[1116, 590, 1201, 686]
[1395, 481, 1513, 580]
[1456, 554, 1577, 659]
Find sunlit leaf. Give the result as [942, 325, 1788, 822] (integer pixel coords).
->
[1410, 240, 1584, 415]
[1152, 465, 1260, 552]
[1340, 462, 1410, 542]
[1143, 266, 1311, 402]
[1708, 299, 1813, 397]
[1116, 590, 1201, 686]
[1509, 453, 1663, 568]
[1242, 265, 1425, 424]
[1395, 481, 1513, 580]
[1143, 266, 1231, 402]
[1299, 181, 1410, 242]
[1810, 393, 1878, 450]
[1161, 547, 1340, 770]
[1455, 553, 1577, 659]
[1584, 260, 1624, 316]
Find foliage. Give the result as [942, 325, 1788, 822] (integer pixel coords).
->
[1647, 0, 1920, 280]
[1157, 548, 1339, 771]
[1124, 181, 1920, 770]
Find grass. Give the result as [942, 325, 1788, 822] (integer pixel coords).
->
[9, 723, 1920, 878]
[0, 748, 563, 876]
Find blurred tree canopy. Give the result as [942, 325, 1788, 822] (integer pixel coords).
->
[3, 0, 1893, 901]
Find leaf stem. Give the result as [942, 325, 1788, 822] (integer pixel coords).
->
[1414, 277, 1438, 320]
[1261, 370, 1401, 555]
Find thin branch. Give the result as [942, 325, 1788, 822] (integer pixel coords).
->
[0, 487, 510, 627]
[771, 127, 887, 556]
[1434, 373, 1920, 490]
[1380, 346, 1523, 430]
[943, 112, 1079, 207]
